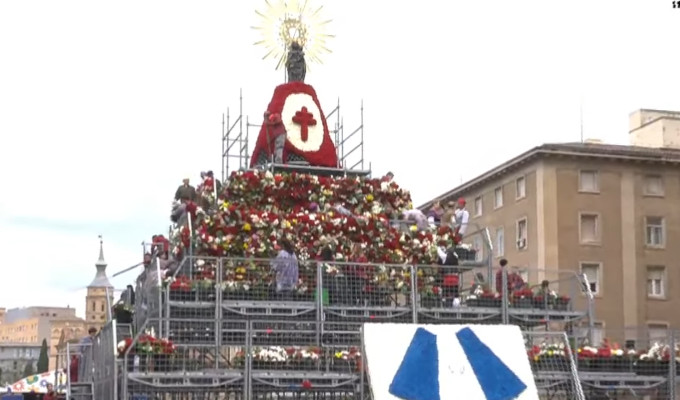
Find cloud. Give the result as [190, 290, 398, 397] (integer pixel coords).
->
[0, 221, 146, 319]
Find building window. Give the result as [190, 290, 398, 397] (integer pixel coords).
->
[472, 236, 484, 262]
[474, 196, 483, 217]
[579, 170, 599, 193]
[515, 176, 526, 199]
[100, 304, 104, 312]
[643, 175, 664, 197]
[494, 187, 503, 209]
[647, 324, 668, 346]
[495, 227, 505, 257]
[92, 302, 96, 312]
[579, 213, 601, 244]
[645, 216, 665, 247]
[580, 262, 601, 295]
[516, 218, 528, 249]
[647, 266, 666, 298]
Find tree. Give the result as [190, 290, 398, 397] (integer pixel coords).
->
[37, 339, 49, 373]
[23, 362, 34, 377]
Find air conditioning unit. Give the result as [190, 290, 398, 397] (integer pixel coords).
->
[517, 238, 527, 249]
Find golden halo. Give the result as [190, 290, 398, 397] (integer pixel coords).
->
[252, 0, 334, 70]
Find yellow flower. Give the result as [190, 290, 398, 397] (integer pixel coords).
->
[220, 201, 230, 211]
[334, 351, 342, 359]
[366, 194, 374, 202]
[243, 223, 251, 232]
[534, 355, 539, 361]
[410, 225, 417, 232]
[283, 220, 292, 229]
[417, 269, 424, 277]
[236, 267, 246, 274]
[243, 243, 249, 249]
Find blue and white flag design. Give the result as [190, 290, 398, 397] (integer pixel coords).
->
[363, 324, 539, 400]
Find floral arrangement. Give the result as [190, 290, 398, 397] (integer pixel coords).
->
[232, 346, 323, 366]
[512, 288, 534, 299]
[117, 330, 176, 358]
[231, 346, 361, 372]
[169, 170, 461, 265]
[528, 342, 568, 362]
[638, 342, 674, 362]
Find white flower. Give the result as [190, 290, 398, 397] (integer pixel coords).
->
[117, 340, 128, 353]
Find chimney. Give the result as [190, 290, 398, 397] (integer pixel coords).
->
[629, 109, 680, 149]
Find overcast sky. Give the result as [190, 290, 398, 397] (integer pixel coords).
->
[1, 0, 678, 317]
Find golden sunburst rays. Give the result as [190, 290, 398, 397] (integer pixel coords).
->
[252, 0, 334, 70]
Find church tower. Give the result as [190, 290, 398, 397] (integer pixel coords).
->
[85, 235, 114, 330]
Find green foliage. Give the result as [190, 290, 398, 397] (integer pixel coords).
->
[23, 362, 34, 377]
[37, 339, 49, 373]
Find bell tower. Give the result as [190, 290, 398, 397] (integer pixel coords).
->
[85, 235, 114, 330]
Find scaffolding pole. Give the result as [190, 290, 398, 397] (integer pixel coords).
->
[221, 90, 370, 178]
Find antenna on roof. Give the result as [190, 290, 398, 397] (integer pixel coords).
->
[580, 96, 584, 143]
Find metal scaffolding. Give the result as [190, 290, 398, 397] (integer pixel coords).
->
[221, 90, 369, 181]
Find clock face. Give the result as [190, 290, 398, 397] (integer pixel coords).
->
[281, 93, 325, 152]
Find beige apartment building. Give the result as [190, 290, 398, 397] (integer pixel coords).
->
[0, 239, 115, 370]
[421, 109, 680, 344]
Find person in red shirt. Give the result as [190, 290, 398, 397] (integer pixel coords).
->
[43, 383, 57, 400]
[69, 354, 79, 383]
[495, 259, 525, 295]
[264, 111, 287, 164]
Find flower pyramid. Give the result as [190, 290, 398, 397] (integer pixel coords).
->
[170, 170, 460, 265]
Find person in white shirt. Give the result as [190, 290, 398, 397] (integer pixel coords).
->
[453, 197, 469, 238]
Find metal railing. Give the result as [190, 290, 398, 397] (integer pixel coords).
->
[66, 320, 118, 400]
[142, 256, 591, 329]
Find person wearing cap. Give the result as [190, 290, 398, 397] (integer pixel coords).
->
[174, 178, 196, 202]
[453, 197, 470, 238]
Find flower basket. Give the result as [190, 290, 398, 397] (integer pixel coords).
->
[635, 360, 669, 376]
[532, 296, 548, 309]
[577, 358, 594, 371]
[252, 360, 284, 370]
[421, 296, 442, 308]
[608, 357, 635, 373]
[479, 296, 501, 308]
[454, 247, 476, 261]
[169, 289, 195, 302]
[466, 298, 481, 307]
[330, 360, 358, 373]
[538, 356, 570, 372]
[152, 354, 175, 372]
[512, 298, 533, 308]
[554, 296, 570, 311]
[114, 307, 133, 324]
